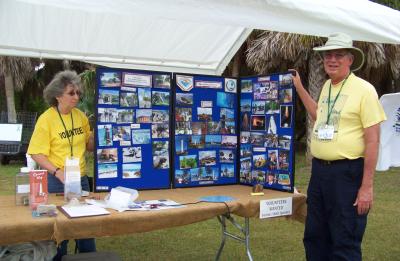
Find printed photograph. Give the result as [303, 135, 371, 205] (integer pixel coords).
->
[217, 92, 235, 108]
[221, 135, 237, 148]
[240, 112, 250, 131]
[117, 109, 134, 123]
[279, 88, 293, 104]
[153, 155, 169, 169]
[176, 93, 193, 106]
[152, 91, 170, 106]
[175, 169, 190, 184]
[192, 122, 207, 135]
[205, 135, 221, 148]
[220, 149, 234, 163]
[266, 172, 277, 185]
[279, 135, 292, 150]
[199, 150, 217, 166]
[175, 121, 192, 135]
[152, 141, 169, 156]
[190, 168, 200, 182]
[122, 163, 141, 179]
[98, 89, 119, 105]
[266, 81, 278, 100]
[131, 129, 151, 144]
[98, 164, 118, 179]
[240, 157, 252, 170]
[278, 150, 290, 171]
[253, 154, 267, 168]
[252, 101, 265, 114]
[122, 147, 142, 163]
[136, 109, 152, 123]
[251, 170, 265, 183]
[151, 123, 169, 138]
[241, 79, 253, 93]
[98, 124, 113, 146]
[240, 131, 250, 144]
[225, 121, 235, 135]
[240, 99, 252, 112]
[253, 82, 269, 100]
[240, 144, 252, 158]
[120, 91, 138, 107]
[280, 105, 293, 128]
[112, 125, 131, 142]
[277, 173, 291, 186]
[251, 115, 266, 131]
[266, 115, 277, 134]
[207, 121, 220, 134]
[97, 148, 118, 164]
[151, 110, 169, 123]
[279, 73, 293, 87]
[220, 108, 235, 122]
[153, 74, 171, 89]
[225, 78, 237, 93]
[201, 166, 219, 181]
[98, 108, 118, 123]
[267, 149, 278, 170]
[138, 88, 152, 108]
[189, 135, 205, 149]
[265, 134, 279, 148]
[250, 132, 264, 146]
[175, 108, 192, 122]
[175, 136, 188, 155]
[220, 164, 234, 178]
[265, 100, 280, 114]
[197, 107, 212, 121]
[100, 72, 121, 87]
[179, 155, 197, 169]
[240, 169, 251, 183]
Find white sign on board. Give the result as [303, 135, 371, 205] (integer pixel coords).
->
[259, 197, 292, 219]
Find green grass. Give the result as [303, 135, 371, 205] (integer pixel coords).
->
[0, 153, 399, 260]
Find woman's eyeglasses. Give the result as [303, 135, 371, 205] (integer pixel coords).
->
[66, 90, 81, 97]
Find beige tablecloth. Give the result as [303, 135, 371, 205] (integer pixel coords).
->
[0, 185, 306, 245]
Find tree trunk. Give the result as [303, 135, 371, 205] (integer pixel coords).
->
[4, 73, 17, 123]
[306, 53, 326, 162]
[231, 46, 243, 77]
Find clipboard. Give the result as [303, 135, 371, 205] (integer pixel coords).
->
[58, 204, 110, 218]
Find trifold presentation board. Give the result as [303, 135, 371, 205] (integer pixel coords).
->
[94, 68, 295, 192]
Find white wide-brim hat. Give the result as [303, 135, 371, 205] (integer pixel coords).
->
[313, 32, 365, 71]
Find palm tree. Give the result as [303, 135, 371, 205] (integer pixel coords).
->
[0, 56, 34, 123]
[246, 31, 400, 160]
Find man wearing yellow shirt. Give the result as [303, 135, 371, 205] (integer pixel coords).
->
[291, 33, 386, 260]
[28, 70, 96, 261]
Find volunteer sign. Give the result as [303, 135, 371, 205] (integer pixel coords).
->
[259, 197, 292, 219]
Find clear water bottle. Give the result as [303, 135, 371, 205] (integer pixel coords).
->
[15, 167, 30, 206]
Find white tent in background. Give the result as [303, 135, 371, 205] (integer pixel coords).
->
[1, 0, 399, 75]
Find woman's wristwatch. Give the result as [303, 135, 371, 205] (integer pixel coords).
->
[52, 168, 60, 176]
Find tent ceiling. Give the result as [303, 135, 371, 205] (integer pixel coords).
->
[1, 0, 399, 75]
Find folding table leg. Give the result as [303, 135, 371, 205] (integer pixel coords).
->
[215, 214, 253, 261]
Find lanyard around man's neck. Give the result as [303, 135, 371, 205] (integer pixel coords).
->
[56, 107, 74, 157]
[326, 74, 350, 125]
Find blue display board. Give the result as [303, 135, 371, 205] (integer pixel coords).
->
[94, 68, 172, 191]
[239, 73, 295, 192]
[173, 74, 239, 187]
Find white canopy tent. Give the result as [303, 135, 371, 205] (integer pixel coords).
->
[1, 0, 399, 75]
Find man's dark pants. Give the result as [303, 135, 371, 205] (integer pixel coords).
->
[304, 158, 367, 261]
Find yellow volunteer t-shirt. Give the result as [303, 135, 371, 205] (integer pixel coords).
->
[28, 107, 91, 175]
[311, 73, 386, 160]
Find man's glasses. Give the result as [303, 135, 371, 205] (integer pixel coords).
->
[66, 90, 81, 97]
[323, 51, 350, 60]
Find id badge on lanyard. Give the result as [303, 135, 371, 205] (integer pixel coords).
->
[317, 125, 335, 140]
[64, 156, 81, 201]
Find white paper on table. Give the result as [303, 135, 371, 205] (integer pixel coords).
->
[61, 204, 110, 218]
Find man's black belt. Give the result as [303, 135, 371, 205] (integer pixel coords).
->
[314, 157, 363, 165]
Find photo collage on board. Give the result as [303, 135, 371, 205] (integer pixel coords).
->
[239, 73, 294, 191]
[96, 69, 171, 191]
[174, 75, 238, 187]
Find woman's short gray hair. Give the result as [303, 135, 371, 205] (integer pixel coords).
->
[43, 70, 82, 106]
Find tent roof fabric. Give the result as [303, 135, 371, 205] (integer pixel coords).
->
[1, 0, 399, 75]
